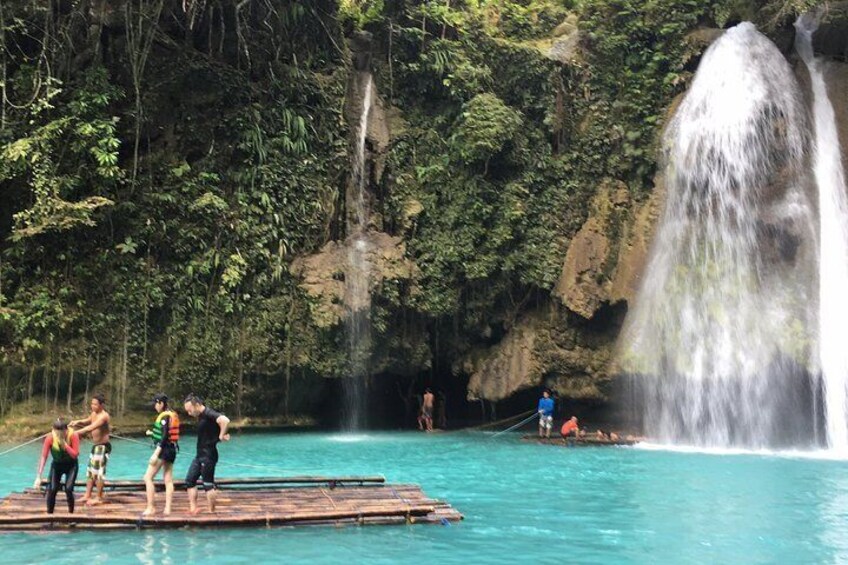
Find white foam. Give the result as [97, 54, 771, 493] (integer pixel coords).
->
[633, 441, 848, 461]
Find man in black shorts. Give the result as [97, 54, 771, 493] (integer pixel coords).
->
[183, 394, 230, 515]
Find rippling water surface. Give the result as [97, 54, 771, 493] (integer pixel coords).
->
[1, 431, 847, 564]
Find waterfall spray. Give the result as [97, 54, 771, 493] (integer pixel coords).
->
[796, 14, 848, 451]
[619, 23, 818, 448]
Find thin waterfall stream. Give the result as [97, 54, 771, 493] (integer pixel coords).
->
[796, 13, 848, 451]
[343, 71, 374, 430]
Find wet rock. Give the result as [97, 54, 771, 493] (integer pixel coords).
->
[825, 61, 848, 174]
[463, 315, 541, 402]
[548, 12, 582, 64]
[461, 307, 615, 403]
[548, 32, 584, 65]
[291, 232, 418, 328]
[686, 27, 725, 51]
[813, 2, 848, 60]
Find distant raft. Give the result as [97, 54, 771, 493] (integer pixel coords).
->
[521, 434, 641, 447]
[0, 476, 463, 530]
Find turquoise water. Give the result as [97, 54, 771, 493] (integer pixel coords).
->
[1, 431, 848, 564]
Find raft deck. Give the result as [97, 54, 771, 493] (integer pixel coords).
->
[521, 434, 640, 447]
[0, 476, 463, 530]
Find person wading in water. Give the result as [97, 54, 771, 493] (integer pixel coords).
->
[183, 394, 230, 515]
[70, 394, 111, 505]
[143, 393, 180, 516]
[421, 389, 435, 432]
[34, 419, 80, 514]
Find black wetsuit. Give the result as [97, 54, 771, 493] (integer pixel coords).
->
[47, 460, 79, 514]
[185, 407, 222, 490]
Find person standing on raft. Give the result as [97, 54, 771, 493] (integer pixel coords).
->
[69, 394, 111, 505]
[183, 394, 230, 515]
[143, 393, 180, 516]
[537, 390, 555, 438]
[34, 419, 80, 514]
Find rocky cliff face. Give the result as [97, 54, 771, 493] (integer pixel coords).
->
[455, 11, 848, 408]
[289, 3, 848, 419]
[459, 175, 663, 404]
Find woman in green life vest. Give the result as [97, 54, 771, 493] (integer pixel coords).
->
[142, 393, 180, 516]
[34, 419, 80, 514]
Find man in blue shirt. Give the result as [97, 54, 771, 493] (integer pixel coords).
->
[537, 390, 555, 438]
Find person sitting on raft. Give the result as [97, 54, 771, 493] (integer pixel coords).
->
[34, 419, 80, 514]
[595, 429, 620, 442]
[560, 416, 580, 438]
[143, 393, 180, 516]
[537, 390, 555, 438]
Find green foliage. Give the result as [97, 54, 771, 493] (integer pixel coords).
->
[339, 0, 387, 28]
[578, 0, 717, 186]
[0, 0, 798, 418]
[0, 68, 120, 239]
[450, 93, 523, 165]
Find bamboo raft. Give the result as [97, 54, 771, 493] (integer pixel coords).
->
[521, 434, 641, 447]
[0, 476, 463, 531]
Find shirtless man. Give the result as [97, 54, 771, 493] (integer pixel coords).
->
[70, 394, 111, 505]
[422, 389, 434, 432]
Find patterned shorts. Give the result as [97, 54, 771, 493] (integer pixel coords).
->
[539, 415, 553, 429]
[87, 443, 111, 481]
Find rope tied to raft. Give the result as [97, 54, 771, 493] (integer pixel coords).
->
[488, 411, 541, 440]
[320, 487, 337, 509]
[461, 408, 536, 432]
[0, 433, 49, 457]
[111, 433, 149, 446]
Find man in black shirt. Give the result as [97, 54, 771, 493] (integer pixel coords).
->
[183, 394, 230, 514]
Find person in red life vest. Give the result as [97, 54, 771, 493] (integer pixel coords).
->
[34, 419, 80, 514]
[143, 393, 180, 516]
[560, 416, 580, 438]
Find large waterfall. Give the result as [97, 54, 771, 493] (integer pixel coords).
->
[619, 23, 820, 448]
[796, 14, 848, 451]
[342, 71, 374, 430]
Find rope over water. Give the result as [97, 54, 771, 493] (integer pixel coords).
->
[0, 433, 49, 457]
[112, 434, 325, 475]
[489, 412, 541, 440]
[110, 433, 148, 446]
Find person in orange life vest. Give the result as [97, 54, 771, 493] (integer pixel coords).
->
[561, 416, 580, 438]
[34, 419, 80, 514]
[143, 393, 180, 516]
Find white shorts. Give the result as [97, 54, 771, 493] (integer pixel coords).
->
[539, 415, 553, 429]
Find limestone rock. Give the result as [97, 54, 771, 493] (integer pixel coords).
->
[548, 12, 582, 65]
[609, 176, 666, 304]
[292, 232, 418, 328]
[553, 175, 664, 320]
[461, 308, 615, 403]
[548, 32, 584, 65]
[684, 28, 724, 64]
[552, 13, 579, 38]
[464, 316, 541, 402]
[686, 27, 724, 51]
[554, 180, 625, 318]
